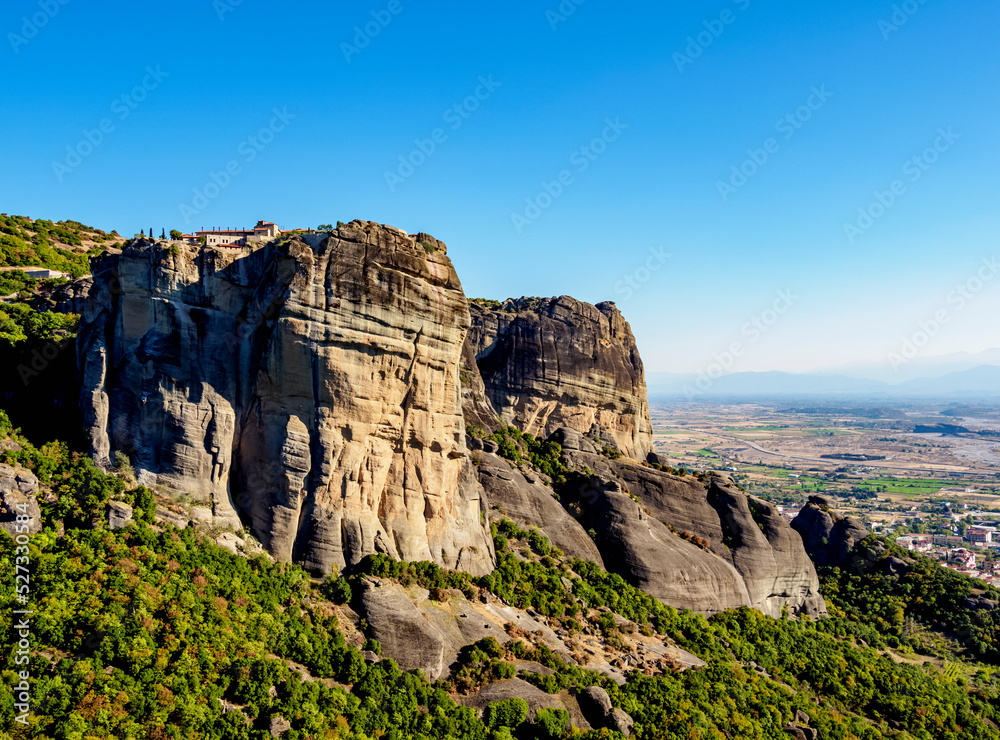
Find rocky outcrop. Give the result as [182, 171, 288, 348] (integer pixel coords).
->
[360, 579, 448, 679]
[466, 297, 652, 460]
[578, 687, 633, 737]
[76, 223, 494, 575]
[73, 215, 825, 618]
[791, 496, 869, 568]
[585, 483, 755, 613]
[459, 678, 566, 716]
[106, 500, 134, 530]
[473, 451, 604, 566]
[0, 464, 40, 535]
[553, 428, 825, 617]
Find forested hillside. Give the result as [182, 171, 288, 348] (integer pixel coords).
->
[5, 413, 1000, 739]
[0, 214, 122, 277]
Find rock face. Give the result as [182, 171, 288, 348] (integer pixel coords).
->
[474, 451, 604, 566]
[0, 464, 41, 536]
[466, 297, 653, 460]
[578, 685, 634, 736]
[553, 428, 825, 617]
[76, 223, 494, 575]
[74, 216, 825, 618]
[791, 497, 869, 568]
[360, 579, 448, 679]
[106, 501, 134, 530]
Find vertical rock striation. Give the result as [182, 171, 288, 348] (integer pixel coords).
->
[77, 222, 494, 575]
[466, 297, 653, 460]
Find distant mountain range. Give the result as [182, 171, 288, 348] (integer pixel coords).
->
[826, 347, 1000, 383]
[648, 364, 1000, 399]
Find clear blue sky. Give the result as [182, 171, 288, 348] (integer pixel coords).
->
[3, 0, 998, 375]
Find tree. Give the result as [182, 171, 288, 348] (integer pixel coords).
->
[170, 229, 183, 240]
[323, 575, 352, 604]
[160, 228, 166, 239]
[531, 708, 568, 739]
[484, 698, 528, 731]
[318, 224, 334, 232]
[149, 228, 153, 238]
[0, 309, 27, 345]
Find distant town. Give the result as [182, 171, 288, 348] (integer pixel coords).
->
[650, 400, 1000, 587]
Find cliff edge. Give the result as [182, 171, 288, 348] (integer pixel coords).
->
[77, 222, 495, 575]
[467, 296, 653, 460]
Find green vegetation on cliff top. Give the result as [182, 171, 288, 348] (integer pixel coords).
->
[0, 214, 117, 277]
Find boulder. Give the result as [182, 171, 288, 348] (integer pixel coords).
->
[609, 708, 634, 737]
[964, 596, 999, 612]
[155, 509, 190, 529]
[106, 501, 134, 530]
[215, 532, 246, 555]
[577, 685, 633, 736]
[0, 464, 41, 536]
[577, 685, 613, 724]
[883, 556, 910, 576]
[359, 580, 447, 680]
[268, 715, 291, 737]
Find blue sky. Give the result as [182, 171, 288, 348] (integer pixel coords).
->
[3, 0, 998, 376]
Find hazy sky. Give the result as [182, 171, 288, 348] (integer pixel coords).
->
[3, 0, 998, 375]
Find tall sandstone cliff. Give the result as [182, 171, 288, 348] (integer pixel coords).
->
[467, 297, 653, 460]
[76, 222, 494, 575]
[460, 296, 824, 617]
[76, 219, 826, 619]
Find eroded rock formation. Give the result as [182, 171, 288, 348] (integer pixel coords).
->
[75, 217, 826, 619]
[77, 222, 494, 575]
[0, 464, 41, 536]
[516, 428, 826, 617]
[473, 450, 605, 566]
[466, 297, 653, 460]
[791, 495, 869, 568]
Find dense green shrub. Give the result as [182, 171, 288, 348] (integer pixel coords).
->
[822, 536, 1000, 663]
[483, 697, 528, 731]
